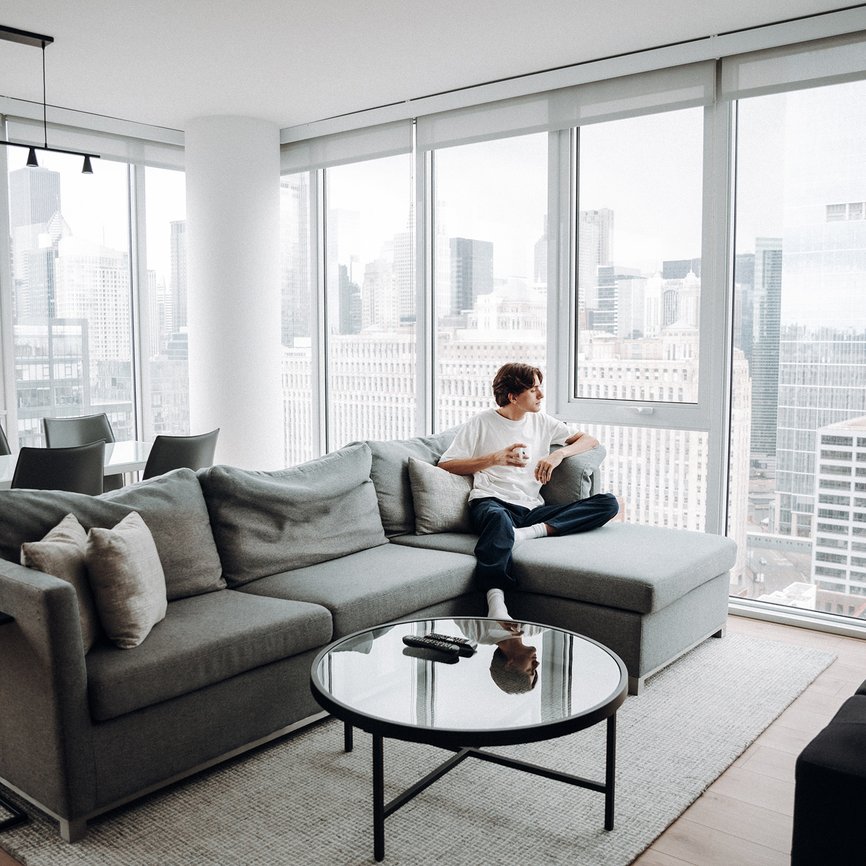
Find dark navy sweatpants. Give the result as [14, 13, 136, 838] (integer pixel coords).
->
[468, 493, 619, 591]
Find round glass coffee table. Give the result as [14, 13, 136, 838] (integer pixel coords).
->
[310, 617, 628, 861]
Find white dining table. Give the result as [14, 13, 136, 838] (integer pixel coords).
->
[0, 440, 152, 490]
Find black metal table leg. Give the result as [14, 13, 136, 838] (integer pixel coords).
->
[604, 713, 616, 831]
[344, 721, 354, 753]
[0, 794, 27, 832]
[373, 734, 385, 862]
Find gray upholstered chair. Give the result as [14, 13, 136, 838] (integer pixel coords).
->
[11, 441, 105, 495]
[142, 428, 220, 479]
[0, 423, 10, 456]
[42, 413, 122, 490]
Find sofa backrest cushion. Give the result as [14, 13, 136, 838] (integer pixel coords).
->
[198, 442, 387, 586]
[366, 430, 458, 536]
[0, 468, 225, 601]
[541, 444, 607, 506]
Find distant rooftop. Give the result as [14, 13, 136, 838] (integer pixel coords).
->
[820, 416, 866, 432]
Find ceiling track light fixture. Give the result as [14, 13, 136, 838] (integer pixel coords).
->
[0, 24, 100, 174]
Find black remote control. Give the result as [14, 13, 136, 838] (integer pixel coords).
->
[402, 635, 460, 656]
[402, 646, 459, 664]
[425, 633, 477, 656]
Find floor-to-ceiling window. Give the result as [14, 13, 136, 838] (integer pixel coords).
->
[572, 107, 712, 532]
[729, 78, 866, 619]
[280, 171, 316, 465]
[7, 149, 133, 445]
[141, 166, 189, 440]
[431, 133, 548, 429]
[323, 153, 415, 448]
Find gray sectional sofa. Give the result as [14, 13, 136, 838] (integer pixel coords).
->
[0, 431, 736, 841]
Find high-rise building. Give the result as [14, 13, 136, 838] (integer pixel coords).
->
[9, 166, 60, 229]
[449, 237, 493, 316]
[169, 220, 187, 331]
[811, 417, 866, 605]
[280, 174, 311, 347]
[577, 208, 613, 310]
[750, 238, 783, 457]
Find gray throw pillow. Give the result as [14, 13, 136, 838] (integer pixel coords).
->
[86, 511, 168, 649]
[365, 430, 458, 536]
[542, 444, 607, 507]
[198, 442, 387, 586]
[407, 457, 474, 534]
[20, 513, 101, 652]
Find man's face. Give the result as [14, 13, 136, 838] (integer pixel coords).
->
[511, 376, 544, 413]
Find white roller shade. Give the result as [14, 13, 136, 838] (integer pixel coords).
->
[281, 120, 413, 174]
[6, 116, 184, 170]
[721, 31, 866, 100]
[417, 61, 715, 151]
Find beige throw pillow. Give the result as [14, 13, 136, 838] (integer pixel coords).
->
[407, 457, 474, 535]
[20, 513, 101, 653]
[86, 511, 168, 649]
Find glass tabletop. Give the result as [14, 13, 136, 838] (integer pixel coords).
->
[311, 617, 628, 747]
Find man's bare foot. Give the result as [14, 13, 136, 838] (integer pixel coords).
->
[613, 496, 626, 522]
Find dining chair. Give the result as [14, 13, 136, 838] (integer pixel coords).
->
[42, 413, 123, 490]
[11, 441, 106, 495]
[142, 428, 220, 479]
[0, 423, 10, 457]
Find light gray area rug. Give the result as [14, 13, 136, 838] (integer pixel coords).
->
[1, 633, 835, 866]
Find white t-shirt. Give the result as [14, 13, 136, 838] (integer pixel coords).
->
[439, 408, 571, 508]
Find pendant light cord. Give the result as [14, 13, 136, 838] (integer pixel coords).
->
[41, 40, 48, 148]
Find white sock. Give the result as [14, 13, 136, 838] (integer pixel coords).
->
[514, 523, 548, 545]
[486, 588, 510, 619]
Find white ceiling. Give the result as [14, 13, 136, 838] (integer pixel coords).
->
[0, 1, 858, 134]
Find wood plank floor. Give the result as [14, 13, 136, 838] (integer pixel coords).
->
[0, 614, 859, 866]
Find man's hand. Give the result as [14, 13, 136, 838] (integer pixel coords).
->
[439, 442, 529, 475]
[495, 442, 530, 467]
[534, 450, 564, 484]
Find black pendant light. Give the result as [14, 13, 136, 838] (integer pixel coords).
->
[0, 24, 100, 174]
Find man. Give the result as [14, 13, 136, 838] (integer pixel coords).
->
[439, 362, 619, 619]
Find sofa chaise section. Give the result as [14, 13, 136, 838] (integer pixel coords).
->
[376, 432, 736, 694]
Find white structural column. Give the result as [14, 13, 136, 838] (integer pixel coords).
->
[185, 116, 283, 469]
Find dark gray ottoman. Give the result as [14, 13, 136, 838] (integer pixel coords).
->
[792, 693, 866, 865]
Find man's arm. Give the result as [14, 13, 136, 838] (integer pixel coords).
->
[439, 442, 528, 476]
[533, 431, 599, 484]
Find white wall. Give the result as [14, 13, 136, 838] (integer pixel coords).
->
[185, 116, 283, 469]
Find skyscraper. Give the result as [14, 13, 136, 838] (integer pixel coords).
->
[169, 220, 188, 332]
[449, 237, 493, 316]
[577, 208, 613, 310]
[750, 238, 783, 457]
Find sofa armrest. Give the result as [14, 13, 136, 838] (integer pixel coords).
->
[542, 444, 607, 505]
[0, 559, 96, 818]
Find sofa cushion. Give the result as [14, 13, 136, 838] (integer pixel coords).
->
[392, 532, 478, 556]
[510, 522, 737, 614]
[0, 468, 225, 601]
[86, 590, 332, 721]
[86, 512, 168, 649]
[199, 443, 387, 587]
[366, 430, 458, 536]
[103, 469, 225, 600]
[20, 513, 101, 652]
[239, 543, 477, 637]
[542, 445, 607, 506]
[408, 457, 473, 534]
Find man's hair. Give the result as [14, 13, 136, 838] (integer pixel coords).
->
[492, 363, 543, 408]
[489, 647, 539, 694]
